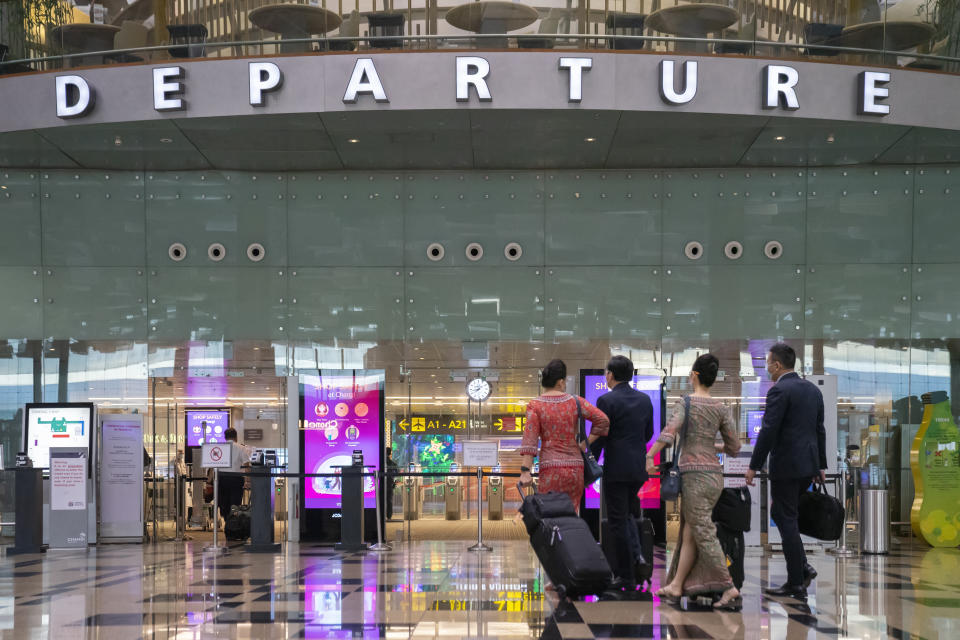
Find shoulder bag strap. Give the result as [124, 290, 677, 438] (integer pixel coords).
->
[673, 396, 691, 466]
[575, 396, 585, 444]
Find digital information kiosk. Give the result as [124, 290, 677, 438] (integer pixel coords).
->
[299, 370, 385, 543]
[23, 403, 97, 546]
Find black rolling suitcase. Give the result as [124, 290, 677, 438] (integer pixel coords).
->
[634, 513, 655, 587]
[530, 516, 613, 598]
[520, 487, 612, 598]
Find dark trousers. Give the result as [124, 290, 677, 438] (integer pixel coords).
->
[604, 481, 643, 582]
[770, 478, 811, 587]
[217, 474, 244, 524]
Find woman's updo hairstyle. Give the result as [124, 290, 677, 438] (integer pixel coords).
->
[692, 353, 720, 388]
[541, 359, 567, 389]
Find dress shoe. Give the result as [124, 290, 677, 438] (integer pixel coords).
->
[803, 564, 818, 588]
[764, 583, 808, 599]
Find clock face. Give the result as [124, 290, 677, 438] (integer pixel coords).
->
[466, 378, 491, 401]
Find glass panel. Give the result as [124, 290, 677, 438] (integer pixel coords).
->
[663, 266, 802, 339]
[406, 268, 544, 341]
[405, 173, 544, 266]
[0, 170, 41, 266]
[288, 172, 403, 266]
[0, 268, 43, 338]
[145, 171, 287, 266]
[43, 268, 148, 341]
[914, 167, 959, 263]
[288, 268, 404, 341]
[545, 267, 661, 340]
[805, 264, 911, 339]
[545, 171, 659, 265]
[912, 264, 960, 339]
[663, 169, 805, 264]
[41, 171, 145, 266]
[0, 340, 40, 469]
[807, 167, 913, 264]
[147, 268, 288, 340]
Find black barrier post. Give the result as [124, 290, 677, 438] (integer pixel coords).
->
[247, 468, 281, 553]
[335, 464, 366, 551]
[7, 467, 44, 556]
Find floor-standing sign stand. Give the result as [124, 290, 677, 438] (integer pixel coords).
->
[49, 447, 89, 550]
[201, 442, 232, 555]
[464, 441, 499, 552]
[99, 414, 144, 543]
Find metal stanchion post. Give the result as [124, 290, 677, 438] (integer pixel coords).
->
[828, 465, 858, 557]
[204, 468, 227, 555]
[369, 469, 392, 551]
[468, 467, 492, 552]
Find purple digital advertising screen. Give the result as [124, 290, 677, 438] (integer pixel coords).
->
[581, 373, 663, 509]
[301, 371, 384, 509]
[747, 410, 764, 444]
[185, 410, 230, 447]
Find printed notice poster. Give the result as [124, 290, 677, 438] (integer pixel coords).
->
[51, 450, 87, 510]
[582, 374, 663, 509]
[302, 371, 383, 509]
[100, 417, 143, 536]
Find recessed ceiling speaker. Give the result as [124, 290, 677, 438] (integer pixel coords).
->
[504, 242, 523, 261]
[427, 243, 445, 261]
[168, 242, 187, 262]
[764, 240, 784, 260]
[465, 242, 483, 261]
[684, 241, 704, 260]
[208, 242, 226, 262]
[247, 243, 265, 262]
[724, 240, 743, 260]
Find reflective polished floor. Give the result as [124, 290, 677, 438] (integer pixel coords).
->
[2, 539, 960, 639]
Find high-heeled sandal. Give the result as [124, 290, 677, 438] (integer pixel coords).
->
[713, 594, 743, 611]
[655, 587, 681, 603]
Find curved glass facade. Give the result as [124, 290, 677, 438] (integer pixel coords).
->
[0, 165, 957, 531]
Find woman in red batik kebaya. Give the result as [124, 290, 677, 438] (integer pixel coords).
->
[518, 359, 610, 511]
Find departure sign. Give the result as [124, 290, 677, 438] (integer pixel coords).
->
[393, 415, 525, 435]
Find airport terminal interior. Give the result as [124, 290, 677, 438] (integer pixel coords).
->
[3, 0, 960, 637]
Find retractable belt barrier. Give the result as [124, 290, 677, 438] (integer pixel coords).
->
[191, 469, 850, 554]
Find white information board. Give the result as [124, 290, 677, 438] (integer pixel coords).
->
[462, 441, 499, 467]
[201, 442, 233, 469]
[100, 415, 144, 540]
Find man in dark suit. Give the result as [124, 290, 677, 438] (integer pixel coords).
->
[592, 355, 655, 589]
[746, 343, 826, 600]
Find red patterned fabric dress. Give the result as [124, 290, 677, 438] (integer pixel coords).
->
[518, 393, 609, 511]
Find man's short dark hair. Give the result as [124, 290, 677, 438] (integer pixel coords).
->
[769, 343, 797, 370]
[606, 355, 634, 383]
[224, 427, 238, 442]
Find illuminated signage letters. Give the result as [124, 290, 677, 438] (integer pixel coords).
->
[53, 57, 892, 120]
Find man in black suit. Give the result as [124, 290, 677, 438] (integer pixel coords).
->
[746, 343, 826, 600]
[592, 355, 655, 589]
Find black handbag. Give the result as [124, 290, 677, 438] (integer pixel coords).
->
[660, 396, 690, 502]
[575, 397, 603, 486]
[518, 488, 578, 535]
[712, 486, 752, 532]
[798, 480, 844, 541]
